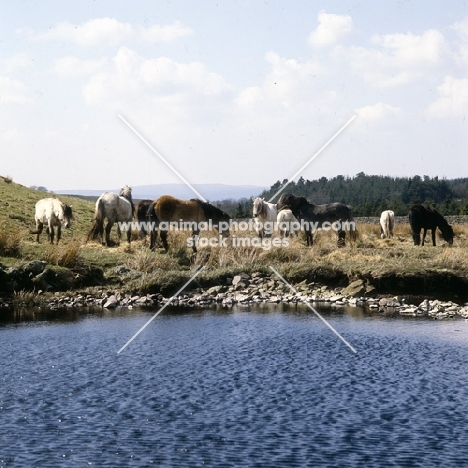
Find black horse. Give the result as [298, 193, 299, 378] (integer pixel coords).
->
[408, 205, 454, 246]
[277, 193, 356, 247]
[134, 199, 153, 238]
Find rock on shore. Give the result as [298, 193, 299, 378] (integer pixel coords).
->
[1, 270, 468, 320]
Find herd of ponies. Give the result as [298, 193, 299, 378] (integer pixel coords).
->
[32, 185, 455, 250]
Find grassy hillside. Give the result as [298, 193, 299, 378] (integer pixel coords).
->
[0, 176, 95, 239]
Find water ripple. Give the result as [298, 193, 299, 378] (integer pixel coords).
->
[1, 309, 468, 467]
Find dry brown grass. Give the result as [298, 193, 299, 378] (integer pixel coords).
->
[40, 241, 82, 268]
[0, 230, 23, 257]
[174, 223, 468, 279]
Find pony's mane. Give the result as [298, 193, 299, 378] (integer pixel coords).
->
[191, 199, 230, 220]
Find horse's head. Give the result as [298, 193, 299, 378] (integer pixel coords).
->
[252, 197, 264, 217]
[120, 185, 132, 200]
[62, 204, 73, 228]
[441, 224, 454, 245]
[215, 211, 231, 238]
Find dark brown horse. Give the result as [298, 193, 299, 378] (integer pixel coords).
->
[277, 193, 356, 247]
[147, 195, 231, 252]
[134, 199, 153, 238]
[408, 205, 453, 246]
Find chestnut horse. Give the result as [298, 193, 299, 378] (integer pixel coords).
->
[147, 195, 231, 252]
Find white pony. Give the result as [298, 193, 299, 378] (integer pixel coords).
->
[380, 210, 395, 239]
[252, 197, 277, 238]
[88, 185, 134, 246]
[33, 197, 73, 244]
[277, 208, 299, 238]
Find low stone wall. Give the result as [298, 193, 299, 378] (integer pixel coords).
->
[355, 215, 468, 225]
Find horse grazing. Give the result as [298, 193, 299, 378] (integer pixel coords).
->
[408, 205, 453, 246]
[380, 210, 395, 239]
[33, 197, 73, 244]
[277, 207, 299, 238]
[88, 185, 134, 246]
[277, 193, 356, 247]
[147, 195, 231, 252]
[134, 199, 153, 238]
[252, 197, 277, 238]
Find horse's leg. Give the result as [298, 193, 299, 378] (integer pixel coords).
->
[305, 227, 312, 246]
[116, 224, 122, 245]
[150, 227, 158, 251]
[49, 222, 55, 244]
[191, 229, 199, 253]
[337, 229, 346, 247]
[412, 228, 421, 245]
[35, 222, 43, 243]
[421, 228, 428, 246]
[105, 221, 113, 246]
[431, 229, 436, 246]
[160, 229, 169, 251]
[56, 225, 62, 244]
[126, 224, 132, 244]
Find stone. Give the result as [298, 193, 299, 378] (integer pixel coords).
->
[343, 279, 366, 297]
[103, 295, 118, 309]
[20, 260, 47, 277]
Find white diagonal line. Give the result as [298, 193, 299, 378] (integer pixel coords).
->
[117, 266, 205, 354]
[268, 115, 356, 203]
[118, 114, 207, 202]
[269, 266, 357, 354]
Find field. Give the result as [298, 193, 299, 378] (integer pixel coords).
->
[1, 176, 468, 299]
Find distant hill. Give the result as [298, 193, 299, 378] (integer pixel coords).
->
[56, 183, 266, 202]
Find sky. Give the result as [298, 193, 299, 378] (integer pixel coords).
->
[1, 0, 468, 192]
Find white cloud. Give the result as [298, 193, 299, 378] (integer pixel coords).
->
[427, 76, 468, 118]
[346, 29, 448, 87]
[29, 17, 193, 47]
[356, 102, 403, 121]
[53, 56, 109, 77]
[308, 11, 353, 47]
[259, 51, 324, 106]
[38, 17, 133, 47]
[3, 54, 31, 73]
[82, 47, 234, 126]
[0, 75, 32, 104]
[451, 15, 468, 40]
[450, 16, 468, 65]
[140, 20, 193, 43]
[371, 29, 447, 68]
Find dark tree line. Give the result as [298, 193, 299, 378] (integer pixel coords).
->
[257, 173, 468, 217]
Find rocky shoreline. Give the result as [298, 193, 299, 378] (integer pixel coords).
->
[2, 268, 468, 320]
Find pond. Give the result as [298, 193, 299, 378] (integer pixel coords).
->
[1, 304, 468, 467]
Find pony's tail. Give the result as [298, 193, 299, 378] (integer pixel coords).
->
[87, 199, 105, 242]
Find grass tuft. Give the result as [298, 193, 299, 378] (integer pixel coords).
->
[0, 230, 22, 257]
[40, 241, 82, 268]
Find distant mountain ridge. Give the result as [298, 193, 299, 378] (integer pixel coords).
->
[56, 183, 266, 201]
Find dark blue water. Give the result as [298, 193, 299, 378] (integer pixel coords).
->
[1, 305, 468, 467]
